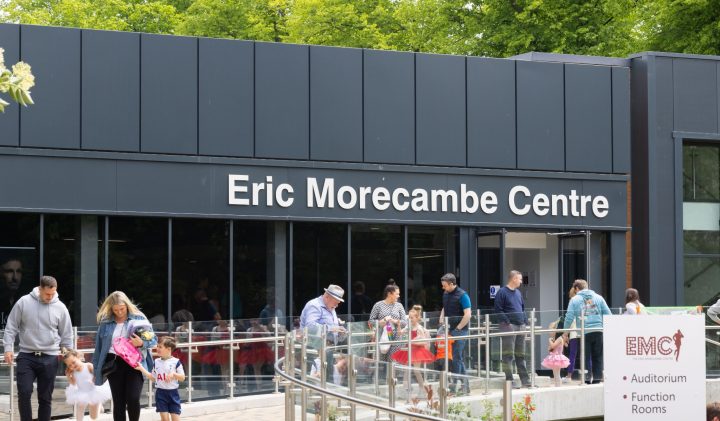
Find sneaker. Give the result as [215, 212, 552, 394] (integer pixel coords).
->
[561, 377, 570, 384]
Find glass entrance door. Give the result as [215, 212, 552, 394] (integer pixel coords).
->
[476, 230, 505, 310]
[559, 232, 589, 309]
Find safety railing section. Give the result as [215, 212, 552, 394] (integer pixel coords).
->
[276, 307, 720, 420]
[0, 316, 292, 421]
[1, 309, 719, 420]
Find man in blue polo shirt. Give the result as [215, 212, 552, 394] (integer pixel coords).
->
[494, 270, 531, 388]
[439, 273, 471, 394]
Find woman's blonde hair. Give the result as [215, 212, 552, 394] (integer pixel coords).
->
[96, 291, 143, 323]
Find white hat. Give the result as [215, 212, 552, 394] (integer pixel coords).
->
[324, 284, 345, 302]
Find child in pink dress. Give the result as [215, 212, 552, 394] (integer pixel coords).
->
[541, 322, 570, 386]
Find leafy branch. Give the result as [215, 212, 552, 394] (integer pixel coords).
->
[0, 47, 35, 113]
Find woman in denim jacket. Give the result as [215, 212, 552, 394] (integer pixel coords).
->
[92, 291, 157, 421]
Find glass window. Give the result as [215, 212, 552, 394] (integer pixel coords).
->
[172, 219, 229, 324]
[684, 144, 720, 202]
[684, 230, 720, 255]
[351, 224, 402, 306]
[0, 213, 39, 327]
[232, 221, 269, 320]
[44, 215, 103, 327]
[407, 226, 448, 312]
[107, 217, 168, 323]
[292, 222, 347, 318]
[684, 256, 720, 306]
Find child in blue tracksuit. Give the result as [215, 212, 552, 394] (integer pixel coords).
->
[562, 279, 611, 384]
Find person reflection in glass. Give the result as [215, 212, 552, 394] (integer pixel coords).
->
[1, 257, 23, 321]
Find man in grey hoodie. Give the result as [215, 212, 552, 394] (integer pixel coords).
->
[3, 275, 73, 421]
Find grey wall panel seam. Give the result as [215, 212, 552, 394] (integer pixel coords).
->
[79, 31, 83, 149]
[465, 57, 468, 167]
[563, 64, 567, 171]
[514, 61, 518, 168]
[18, 25, 22, 145]
[138, 35, 142, 152]
[196, 38, 199, 155]
[253, 42, 256, 158]
[361, 49, 365, 162]
[308, 46, 311, 159]
[414, 53, 417, 165]
[611, 69, 615, 173]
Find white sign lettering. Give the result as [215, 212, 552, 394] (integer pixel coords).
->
[228, 174, 611, 218]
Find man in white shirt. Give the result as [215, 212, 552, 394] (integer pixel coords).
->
[708, 299, 720, 325]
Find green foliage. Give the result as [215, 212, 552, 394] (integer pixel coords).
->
[3, 0, 180, 34]
[512, 394, 536, 421]
[447, 401, 472, 418]
[1, 0, 719, 57]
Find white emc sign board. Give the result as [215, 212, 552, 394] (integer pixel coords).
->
[604, 315, 705, 420]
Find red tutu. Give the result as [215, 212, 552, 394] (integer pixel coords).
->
[391, 346, 435, 364]
[390, 330, 434, 364]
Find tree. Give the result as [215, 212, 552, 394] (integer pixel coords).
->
[178, 0, 290, 42]
[637, 0, 720, 55]
[466, 0, 640, 58]
[0, 47, 35, 113]
[2, 0, 181, 34]
[284, 0, 391, 48]
[390, 0, 476, 54]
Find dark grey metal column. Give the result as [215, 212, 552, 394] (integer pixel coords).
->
[609, 231, 627, 308]
[76, 215, 99, 326]
[167, 219, 172, 323]
[457, 227, 478, 306]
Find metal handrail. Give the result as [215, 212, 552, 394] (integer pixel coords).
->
[1, 314, 719, 421]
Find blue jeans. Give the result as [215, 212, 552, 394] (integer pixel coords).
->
[450, 328, 469, 392]
[16, 353, 59, 421]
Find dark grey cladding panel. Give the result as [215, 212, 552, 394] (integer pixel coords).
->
[673, 58, 718, 133]
[199, 38, 253, 157]
[0, 24, 19, 146]
[363, 49, 414, 164]
[255, 42, 309, 159]
[20, 25, 80, 149]
[565, 64, 612, 173]
[516, 60, 564, 171]
[310, 46, 363, 162]
[82, 30, 140, 152]
[140, 34, 197, 154]
[0, 155, 116, 211]
[467, 57, 516, 169]
[116, 161, 214, 214]
[415, 53, 466, 166]
[612, 67, 631, 173]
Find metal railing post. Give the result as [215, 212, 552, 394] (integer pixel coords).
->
[347, 322, 356, 421]
[187, 321, 194, 403]
[529, 308, 536, 388]
[228, 319, 235, 399]
[300, 328, 308, 421]
[439, 370, 448, 418]
[502, 380, 512, 421]
[387, 363, 396, 421]
[274, 316, 280, 394]
[484, 313, 490, 395]
[9, 354, 15, 421]
[374, 319, 380, 396]
[580, 309, 586, 386]
[320, 326, 328, 421]
[444, 317, 450, 373]
[476, 309, 482, 382]
[407, 318, 413, 398]
[284, 333, 296, 421]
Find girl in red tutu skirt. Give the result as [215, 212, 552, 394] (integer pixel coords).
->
[392, 305, 434, 390]
[541, 321, 570, 386]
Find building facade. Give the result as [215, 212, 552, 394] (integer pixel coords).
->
[0, 24, 632, 331]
